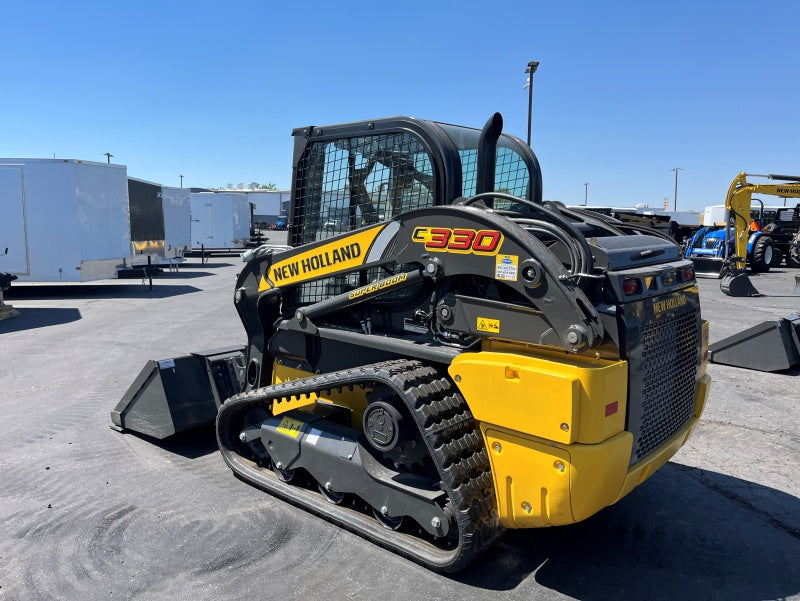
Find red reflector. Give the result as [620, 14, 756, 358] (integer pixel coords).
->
[605, 401, 619, 417]
[622, 279, 641, 295]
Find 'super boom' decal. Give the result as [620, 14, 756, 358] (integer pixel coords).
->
[411, 227, 503, 255]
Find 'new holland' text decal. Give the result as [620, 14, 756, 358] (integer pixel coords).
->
[259, 226, 386, 291]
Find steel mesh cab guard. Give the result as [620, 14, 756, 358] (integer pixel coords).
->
[113, 113, 710, 573]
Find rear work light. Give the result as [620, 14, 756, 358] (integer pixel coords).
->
[622, 278, 641, 296]
[660, 271, 677, 287]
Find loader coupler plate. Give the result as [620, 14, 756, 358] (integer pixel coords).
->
[111, 346, 245, 439]
[687, 257, 725, 279]
[708, 313, 800, 372]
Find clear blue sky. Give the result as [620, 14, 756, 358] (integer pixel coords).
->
[2, 1, 798, 212]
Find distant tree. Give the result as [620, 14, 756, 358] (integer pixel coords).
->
[259, 182, 278, 190]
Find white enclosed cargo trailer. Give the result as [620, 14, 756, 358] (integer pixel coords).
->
[161, 186, 191, 259]
[190, 192, 250, 249]
[0, 159, 130, 282]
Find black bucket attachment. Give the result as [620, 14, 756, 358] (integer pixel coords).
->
[111, 346, 245, 439]
[708, 313, 800, 372]
[720, 270, 761, 297]
[687, 256, 725, 279]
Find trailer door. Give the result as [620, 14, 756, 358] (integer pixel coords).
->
[0, 165, 29, 274]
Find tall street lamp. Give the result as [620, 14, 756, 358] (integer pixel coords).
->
[584, 182, 589, 206]
[103, 153, 113, 164]
[671, 167, 683, 211]
[180, 174, 184, 188]
[524, 61, 539, 146]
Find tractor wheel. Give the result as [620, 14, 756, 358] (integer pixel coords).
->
[750, 236, 773, 273]
[787, 240, 800, 268]
[770, 247, 784, 268]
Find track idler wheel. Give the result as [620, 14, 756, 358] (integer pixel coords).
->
[273, 462, 295, 483]
[318, 481, 346, 505]
[373, 506, 404, 530]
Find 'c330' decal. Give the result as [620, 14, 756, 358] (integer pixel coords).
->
[411, 227, 503, 255]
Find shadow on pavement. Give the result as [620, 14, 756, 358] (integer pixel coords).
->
[116, 424, 219, 460]
[6, 284, 203, 300]
[155, 271, 216, 279]
[180, 262, 235, 269]
[0, 307, 82, 332]
[454, 462, 799, 600]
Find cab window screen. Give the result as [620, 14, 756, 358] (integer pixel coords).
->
[292, 132, 435, 303]
[294, 133, 434, 246]
[437, 124, 531, 206]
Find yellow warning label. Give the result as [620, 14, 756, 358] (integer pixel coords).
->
[276, 416, 305, 438]
[476, 317, 501, 334]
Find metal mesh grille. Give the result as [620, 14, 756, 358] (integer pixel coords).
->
[632, 306, 699, 462]
[292, 132, 434, 304]
[459, 145, 530, 209]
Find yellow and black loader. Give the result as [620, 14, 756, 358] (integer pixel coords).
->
[112, 113, 710, 571]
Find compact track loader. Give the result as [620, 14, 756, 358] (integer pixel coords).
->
[113, 114, 711, 572]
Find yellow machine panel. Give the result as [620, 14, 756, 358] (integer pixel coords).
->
[483, 426, 633, 527]
[449, 349, 628, 445]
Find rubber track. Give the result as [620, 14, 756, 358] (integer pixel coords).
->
[216, 359, 502, 572]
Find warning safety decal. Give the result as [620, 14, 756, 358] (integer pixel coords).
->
[476, 317, 501, 334]
[276, 416, 305, 438]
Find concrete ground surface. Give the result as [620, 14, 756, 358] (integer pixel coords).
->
[0, 252, 798, 601]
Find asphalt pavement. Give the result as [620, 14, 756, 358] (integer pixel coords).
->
[0, 251, 798, 601]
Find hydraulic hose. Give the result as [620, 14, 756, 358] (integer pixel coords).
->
[461, 191, 595, 277]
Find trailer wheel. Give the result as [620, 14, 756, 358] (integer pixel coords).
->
[750, 236, 773, 273]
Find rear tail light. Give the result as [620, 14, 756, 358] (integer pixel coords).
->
[681, 266, 695, 281]
[622, 278, 641, 295]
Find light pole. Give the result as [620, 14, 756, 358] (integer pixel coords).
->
[524, 61, 539, 146]
[103, 153, 113, 164]
[584, 182, 589, 206]
[671, 167, 683, 211]
[180, 174, 184, 188]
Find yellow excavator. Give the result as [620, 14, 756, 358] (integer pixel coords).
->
[684, 172, 800, 296]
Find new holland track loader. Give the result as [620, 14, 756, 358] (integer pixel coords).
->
[112, 113, 711, 572]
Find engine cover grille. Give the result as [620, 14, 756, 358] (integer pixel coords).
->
[624, 293, 701, 464]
